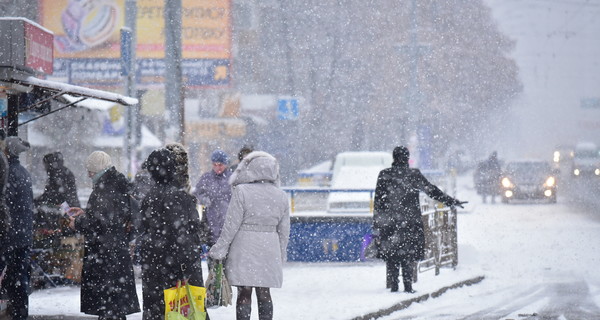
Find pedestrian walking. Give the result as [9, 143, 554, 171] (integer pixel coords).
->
[138, 148, 206, 320]
[474, 151, 502, 203]
[373, 146, 466, 293]
[0, 136, 33, 320]
[67, 151, 139, 320]
[209, 151, 290, 320]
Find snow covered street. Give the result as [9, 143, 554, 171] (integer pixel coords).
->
[26, 172, 600, 319]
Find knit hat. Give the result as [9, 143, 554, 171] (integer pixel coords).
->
[85, 151, 112, 173]
[5, 136, 30, 156]
[211, 149, 230, 165]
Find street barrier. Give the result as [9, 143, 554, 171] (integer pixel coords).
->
[283, 171, 458, 276]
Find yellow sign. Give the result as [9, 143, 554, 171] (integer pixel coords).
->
[39, 0, 231, 60]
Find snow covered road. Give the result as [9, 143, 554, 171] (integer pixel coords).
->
[381, 176, 600, 319]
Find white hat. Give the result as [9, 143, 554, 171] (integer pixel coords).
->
[85, 151, 112, 173]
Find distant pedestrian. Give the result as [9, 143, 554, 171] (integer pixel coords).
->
[138, 148, 206, 320]
[0, 136, 33, 320]
[209, 151, 290, 320]
[193, 149, 232, 268]
[67, 151, 139, 320]
[373, 146, 465, 293]
[229, 144, 254, 172]
[474, 151, 502, 203]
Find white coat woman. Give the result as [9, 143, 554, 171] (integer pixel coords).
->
[209, 151, 290, 320]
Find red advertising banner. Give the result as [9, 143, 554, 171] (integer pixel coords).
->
[24, 22, 54, 74]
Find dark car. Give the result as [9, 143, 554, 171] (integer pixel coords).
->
[500, 160, 558, 204]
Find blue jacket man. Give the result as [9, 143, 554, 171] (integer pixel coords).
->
[0, 136, 33, 320]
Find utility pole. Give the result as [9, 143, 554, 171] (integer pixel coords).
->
[123, 0, 137, 178]
[164, 0, 184, 143]
[397, 0, 429, 166]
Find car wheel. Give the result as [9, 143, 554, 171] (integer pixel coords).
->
[549, 193, 557, 204]
[501, 197, 509, 204]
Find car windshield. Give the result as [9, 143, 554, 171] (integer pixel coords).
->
[506, 162, 550, 177]
[575, 150, 599, 159]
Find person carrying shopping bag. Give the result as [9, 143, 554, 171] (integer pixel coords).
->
[138, 148, 207, 320]
[209, 151, 290, 320]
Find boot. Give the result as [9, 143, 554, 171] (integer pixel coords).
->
[236, 303, 252, 320]
[390, 282, 399, 292]
[258, 300, 273, 320]
[404, 281, 415, 293]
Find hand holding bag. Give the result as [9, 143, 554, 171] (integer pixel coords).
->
[205, 262, 232, 308]
[164, 280, 207, 320]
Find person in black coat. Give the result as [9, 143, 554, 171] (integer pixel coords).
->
[0, 131, 10, 254]
[373, 146, 466, 293]
[474, 151, 502, 203]
[68, 151, 140, 320]
[139, 148, 206, 320]
[35, 151, 81, 208]
[0, 136, 33, 320]
[34, 151, 81, 248]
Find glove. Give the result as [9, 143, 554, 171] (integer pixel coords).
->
[451, 199, 468, 208]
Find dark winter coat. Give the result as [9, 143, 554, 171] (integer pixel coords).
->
[0, 152, 9, 249]
[373, 162, 457, 262]
[35, 152, 81, 208]
[74, 167, 140, 317]
[4, 156, 34, 251]
[140, 183, 204, 281]
[193, 168, 232, 244]
[139, 150, 204, 319]
[474, 155, 502, 196]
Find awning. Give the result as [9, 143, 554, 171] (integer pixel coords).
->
[59, 94, 119, 111]
[1, 73, 137, 106]
[0, 71, 138, 129]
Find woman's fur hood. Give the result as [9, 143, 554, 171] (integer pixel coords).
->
[229, 151, 280, 186]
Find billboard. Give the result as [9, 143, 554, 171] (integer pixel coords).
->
[38, 0, 231, 87]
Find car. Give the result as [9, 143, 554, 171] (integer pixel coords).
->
[571, 142, 600, 177]
[500, 160, 558, 204]
[326, 151, 392, 213]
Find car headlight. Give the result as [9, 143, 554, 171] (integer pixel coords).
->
[501, 177, 513, 188]
[545, 176, 555, 187]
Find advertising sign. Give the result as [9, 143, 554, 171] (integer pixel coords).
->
[38, 0, 231, 87]
[0, 18, 54, 75]
[24, 21, 54, 74]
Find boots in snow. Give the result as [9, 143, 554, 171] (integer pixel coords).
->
[236, 303, 252, 320]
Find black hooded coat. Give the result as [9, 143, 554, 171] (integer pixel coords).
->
[373, 147, 458, 261]
[35, 152, 80, 208]
[138, 149, 205, 319]
[74, 167, 140, 317]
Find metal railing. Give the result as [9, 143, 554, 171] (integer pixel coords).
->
[417, 200, 458, 278]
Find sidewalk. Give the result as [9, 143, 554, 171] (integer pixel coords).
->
[26, 259, 485, 320]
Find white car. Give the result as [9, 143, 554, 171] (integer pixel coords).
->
[326, 151, 392, 213]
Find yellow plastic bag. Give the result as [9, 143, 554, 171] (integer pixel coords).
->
[164, 280, 207, 320]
